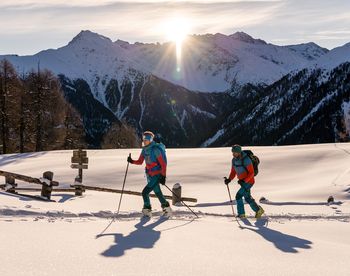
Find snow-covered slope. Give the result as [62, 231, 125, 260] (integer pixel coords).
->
[314, 42, 350, 70]
[1, 30, 329, 93]
[204, 61, 350, 147]
[1, 144, 350, 275]
[284, 42, 328, 60]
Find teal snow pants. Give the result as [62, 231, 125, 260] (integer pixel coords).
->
[142, 174, 168, 209]
[236, 182, 259, 215]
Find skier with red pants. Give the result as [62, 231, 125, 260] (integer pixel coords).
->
[224, 145, 264, 218]
[127, 131, 171, 216]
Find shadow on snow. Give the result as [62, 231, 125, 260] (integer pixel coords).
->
[240, 218, 312, 253]
[261, 201, 342, 206]
[194, 201, 234, 207]
[96, 216, 168, 257]
[0, 152, 47, 167]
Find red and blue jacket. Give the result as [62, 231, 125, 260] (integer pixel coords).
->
[228, 152, 255, 185]
[131, 142, 166, 177]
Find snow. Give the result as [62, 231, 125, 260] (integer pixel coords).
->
[343, 101, 350, 136]
[173, 183, 181, 189]
[1, 144, 350, 275]
[201, 128, 225, 147]
[285, 42, 329, 61]
[39, 177, 51, 186]
[4, 183, 15, 191]
[188, 105, 216, 119]
[180, 110, 188, 129]
[314, 42, 350, 70]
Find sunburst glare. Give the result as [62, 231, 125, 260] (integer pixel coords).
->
[164, 17, 191, 73]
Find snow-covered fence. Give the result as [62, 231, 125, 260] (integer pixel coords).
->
[0, 170, 59, 200]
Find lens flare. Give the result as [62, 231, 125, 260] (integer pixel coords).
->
[164, 17, 191, 73]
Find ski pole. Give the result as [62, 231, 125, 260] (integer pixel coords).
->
[226, 183, 241, 226]
[116, 153, 131, 216]
[163, 183, 199, 218]
[98, 153, 131, 235]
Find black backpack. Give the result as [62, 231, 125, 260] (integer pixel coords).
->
[243, 150, 260, 176]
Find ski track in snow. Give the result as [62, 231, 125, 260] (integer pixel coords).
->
[1, 207, 349, 223]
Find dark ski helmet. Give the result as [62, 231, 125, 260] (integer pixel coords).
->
[231, 144, 242, 153]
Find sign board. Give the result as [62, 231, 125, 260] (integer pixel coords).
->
[71, 164, 88, 170]
[73, 150, 87, 158]
[71, 157, 89, 164]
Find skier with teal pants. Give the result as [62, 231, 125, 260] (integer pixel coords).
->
[128, 131, 171, 217]
[224, 145, 264, 218]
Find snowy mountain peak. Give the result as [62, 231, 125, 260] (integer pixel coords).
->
[285, 42, 329, 61]
[114, 39, 131, 49]
[68, 30, 112, 47]
[229, 31, 267, 45]
[314, 42, 350, 69]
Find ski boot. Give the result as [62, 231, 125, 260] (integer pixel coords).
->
[142, 207, 152, 218]
[255, 206, 265, 219]
[236, 214, 246, 219]
[161, 202, 172, 217]
[162, 206, 172, 217]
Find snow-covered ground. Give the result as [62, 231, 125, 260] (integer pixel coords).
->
[1, 143, 350, 276]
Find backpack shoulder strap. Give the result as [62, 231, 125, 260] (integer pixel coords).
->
[241, 151, 252, 173]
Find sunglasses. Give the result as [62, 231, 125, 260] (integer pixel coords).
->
[142, 135, 153, 142]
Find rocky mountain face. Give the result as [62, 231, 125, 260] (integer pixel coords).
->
[60, 72, 233, 147]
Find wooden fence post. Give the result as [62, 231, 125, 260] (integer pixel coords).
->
[74, 176, 84, 196]
[172, 183, 182, 206]
[71, 149, 88, 196]
[5, 175, 17, 193]
[41, 171, 53, 200]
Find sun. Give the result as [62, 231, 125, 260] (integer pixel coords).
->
[164, 17, 191, 72]
[165, 18, 190, 44]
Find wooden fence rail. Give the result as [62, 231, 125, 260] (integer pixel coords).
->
[0, 170, 58, 199]
[0, 170, 58, 186]
[0, 184, 197, 203]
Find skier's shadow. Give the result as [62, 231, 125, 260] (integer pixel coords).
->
[96, 216, 167, 257]
[240, 218, 312, 253]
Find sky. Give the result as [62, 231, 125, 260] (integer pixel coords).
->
[1, 0, 350, 55]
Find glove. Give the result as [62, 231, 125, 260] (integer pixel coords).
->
[224, 177, 231, 185]
[238, 179, 244, 185]
[159, 175, 166, 185]
[127, 155, 133, 163]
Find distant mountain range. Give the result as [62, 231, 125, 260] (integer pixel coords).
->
[1, 30, 349, 147]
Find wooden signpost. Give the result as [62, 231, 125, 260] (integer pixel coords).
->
[70, 149, 88, 196]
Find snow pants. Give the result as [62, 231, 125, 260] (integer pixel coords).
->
[142, 174, 168, 209]
[235, 182, 259, 215]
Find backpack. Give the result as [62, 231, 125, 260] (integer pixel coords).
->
[152, 142, 167, 164]
[243, 150, 260, 176]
